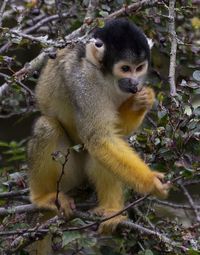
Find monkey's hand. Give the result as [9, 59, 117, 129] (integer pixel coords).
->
[132, 87, 155, 112]
[151, 172, 171, 198]
[118, 87, 155, 135]
[32, 192, 75, 218]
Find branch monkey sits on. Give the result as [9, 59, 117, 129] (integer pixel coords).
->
[28, 19, 170, 233]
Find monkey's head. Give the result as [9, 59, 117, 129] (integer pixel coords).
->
[86, 19, 153, 94]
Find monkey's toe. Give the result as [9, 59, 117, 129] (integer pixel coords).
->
[32, 192, 75, 218]
[98, 214, 127, 234]
[56, 193, 75, 218]
[90, 206, 106, 216]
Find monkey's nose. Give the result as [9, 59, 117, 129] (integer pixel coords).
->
[130, 79, 139, 87]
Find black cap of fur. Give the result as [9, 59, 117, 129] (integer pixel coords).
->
[93, 19, 150, 73]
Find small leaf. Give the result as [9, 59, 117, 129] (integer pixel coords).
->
[51, 151, 66, 164]
[145, 250, 154, 255]
[191, 17, 200, 29]
[188, 249, 200, 255]
[62, 231, 81, 247]
[0, 141, 9, 147]
[97, 18, 105, 28]
[99, 10, 109, 17]
[193, 70, 200, 81]
[157, 92, 164, 102]
[187, 81, 199, 89]
[194, 88, 200, 94]
[71, 144, 84, 152]
[101, 4, 111, 11]
[157, 110, 167, 119]
[194, 106, 200, 116]
[154, 138, 160, 145]
[180, 79, 187, 86]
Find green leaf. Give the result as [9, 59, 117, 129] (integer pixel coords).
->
[188, 249, 200, 255]
[71, 144, 84, 152]
[7, 155, 25, 162]
[79, 236, 97, 248]
[99, 10, 109, 17]
[157, 110, 167, 119]
[0, 141, 9, 147]
[19, 250, 29, 255]
[193, 70, 200, 81]
[100, 246, 121, 255]
[9, 141, 18, 148]
[97, 19, 105, 28]
[62, 231, 81, 247]
[194, 88, 200, 94]
[194, 106, 200, 117]
[145, 250, 154, 255]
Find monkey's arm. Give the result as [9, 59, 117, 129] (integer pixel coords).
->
[75, 93, 168, 198]
[118, 87, 155, 135]
[85, 128, 168, 197]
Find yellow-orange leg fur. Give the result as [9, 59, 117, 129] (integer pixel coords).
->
[86, 158, 127, 234]
[28, 116, 84, 217]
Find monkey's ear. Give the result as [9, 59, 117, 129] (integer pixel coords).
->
[146, 37, 154, 49]
[86, 38, 105, 67]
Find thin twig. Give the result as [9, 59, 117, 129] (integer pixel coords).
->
[0, 72, 34, 97]
[84, 0, 99, 23]
[150, 198, 200, 210]
[0, 202, 96, 217]
[0, 188, 29, 199]
[133, 207, 155, 228]
[0, 0, 160, 55]
[23, 12, 70, 34]
[0, 83, 9, 97]
[179, 183, 200, 223]
[64, 196, 148, 232]
[168, 0, 177, 96]
[14, 51, 49, 80]
[54, 149, 70, 210]
[119, 221, 188, 252]
[0, 204, 41, 217]
[10, 30, 55, 46]
[0, 0, 9, 27]
[108, 0, 159, 20]
[1, 198, 189, 253]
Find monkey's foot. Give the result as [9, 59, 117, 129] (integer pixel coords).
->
[91, 207, 127, 234]
[32, 192, 75, 218]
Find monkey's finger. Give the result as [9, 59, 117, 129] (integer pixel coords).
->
[69, 198, 76, 210]
[153, 177, 171, 198]
[154, 172, 165, 180]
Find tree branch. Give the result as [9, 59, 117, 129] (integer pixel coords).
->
[179, 183, 200, 223]
[0, 0, 8, 27]
[84, 0, 99, 24]
[168, 0, 178, 96]
[0, 188, 29, 199]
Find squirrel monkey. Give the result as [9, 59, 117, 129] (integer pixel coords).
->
[28, 19, 170, 233]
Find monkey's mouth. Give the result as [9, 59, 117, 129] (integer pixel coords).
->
[118, 78, 138, 94]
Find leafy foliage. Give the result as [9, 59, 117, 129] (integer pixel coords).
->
[0, 0, 199, 255]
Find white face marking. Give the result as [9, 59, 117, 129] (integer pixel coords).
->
[113, 60, 148, 79]
[112, 60, 149, 94]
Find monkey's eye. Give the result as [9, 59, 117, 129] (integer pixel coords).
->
[121, 65, 131, 73]
[136, 64, 145, 72]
